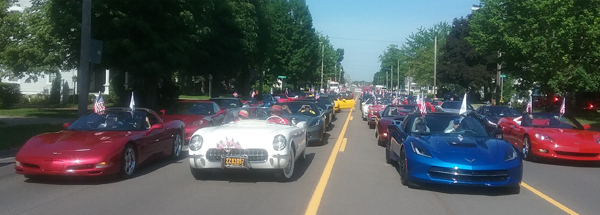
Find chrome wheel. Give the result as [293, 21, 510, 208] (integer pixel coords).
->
[522, 137, 532, 161]
[399, 146, 408, 186]
[172, 133, 182, 158]
[123, 146, 136, 176]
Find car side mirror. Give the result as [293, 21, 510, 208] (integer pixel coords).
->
[160, 110, 166, 115]
[217, 110, 226, 115]
[491, 128, 503, 139]
[583, 124, 591, 130]
[63, 122, 71, 129]
[146, 123, 163, 135]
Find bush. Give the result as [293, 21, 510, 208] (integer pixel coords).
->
[0, 83, 21, 108]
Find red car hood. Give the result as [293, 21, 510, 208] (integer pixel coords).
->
[162, 114, 207, 125]
[17, 130, 137, 158]
[530, 127, 600, 146]
[369, 105, 386, 112]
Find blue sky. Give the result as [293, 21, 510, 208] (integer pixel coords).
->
[306, 0, 480, 82]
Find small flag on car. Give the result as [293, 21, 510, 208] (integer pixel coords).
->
[233, 92, 238, 98]
[129, 92, 135, 112]
[526, 94, 532, 114]
[95, 92, 105, 114]
[251, 90, 255, 98]
[560, 97, 566, 116]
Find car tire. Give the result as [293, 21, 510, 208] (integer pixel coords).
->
[369, 123, 375, 129]
[171, 132, 183, 159]
[385, 141, 392, 164]
[522, 136, 533, 161]
[275, 147, 295, 182]
[119, 144, 136, 179]
[399, 146, 408, 186]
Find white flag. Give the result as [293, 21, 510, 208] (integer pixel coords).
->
[129, 92, 135, 111]
[459, 93, 467, 115]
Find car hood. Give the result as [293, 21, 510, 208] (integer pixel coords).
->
[18, 130, 134, 157]
[413, 134, 506, 166]
[531, 127, 600, 147]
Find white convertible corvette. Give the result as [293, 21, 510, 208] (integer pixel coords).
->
[188, 107, 307, 181]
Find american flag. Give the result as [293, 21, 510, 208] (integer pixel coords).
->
[560, 97, 566, 116]
[233, 92, 238, 98]
[95, 93, 105, 114]
[251, 91, 255, 98]
[526, 94, 532, 113]
[420, 93, 427, 115]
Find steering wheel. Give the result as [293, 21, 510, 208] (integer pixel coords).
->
[266, 116, 286, 124]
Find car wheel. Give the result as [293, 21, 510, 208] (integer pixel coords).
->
[275, 146, 295, 182]
[171, 132, 183, 159]
[399, 146, 408, 186]
[190, 166, 211, 180]
[385, 140, 392, 164]
[369, 123, 375, 129]
[522, 136, 533, 161]
[119, 144, 136, 179]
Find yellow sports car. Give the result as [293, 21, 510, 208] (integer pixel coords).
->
[337, 92, 355, 109]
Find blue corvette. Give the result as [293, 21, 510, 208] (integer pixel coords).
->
[385, 112, 523, 193]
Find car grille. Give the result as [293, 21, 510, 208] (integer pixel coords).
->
[555, 151, 599, 157]
[206, 148, 268, 162]
[428, 166, 509, 182]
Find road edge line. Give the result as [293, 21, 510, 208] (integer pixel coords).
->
[304, 107, 353, 215]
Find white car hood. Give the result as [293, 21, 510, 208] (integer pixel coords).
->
[194, 120, 299, 149]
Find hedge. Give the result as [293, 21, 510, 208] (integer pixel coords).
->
[0, 83, 21, 108]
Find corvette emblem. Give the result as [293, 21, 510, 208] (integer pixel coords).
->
[457, 135, 463, 141]
[464, 158, 475, 163]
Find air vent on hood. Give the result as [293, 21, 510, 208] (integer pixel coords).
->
[448, 142, 476, 147]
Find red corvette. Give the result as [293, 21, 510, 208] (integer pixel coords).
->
[498, 112, 600, 161]
[367, 98, 392, 129]
[273, 93, 295, 103]
[160, 100, 226, 143]
[15, 108, 185, 179]
[375, 105, 417, 146]
[240, 96, 262, 107]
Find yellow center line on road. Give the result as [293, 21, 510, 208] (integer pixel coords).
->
[339, 138, 348, 152]
[521, 182, 580, 215]
[304, 107, 354, 215]
[350, 116, 353, 121]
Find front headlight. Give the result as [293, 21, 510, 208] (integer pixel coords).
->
[309, 120, 320, 127]
[189, 135, 203, 151]
[273, 135, 286, 151]
[534, 133, 554, 142]
[410, 142, 432, 158]
[505, 146, 518, 161]
[191, 120, 203, 126]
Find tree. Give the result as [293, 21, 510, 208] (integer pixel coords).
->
[402, 22, 451, 86]
[437, 16, 495, 100]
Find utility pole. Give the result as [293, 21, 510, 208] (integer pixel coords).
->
[339, 65, 342, 84]
[77, 0, 91, 117]
[434, 36, 437, 98]
[397, 59, 400, 93]
[407, 67, 411, 96]
[390, 65, 393, 91]
[320, 42, 324, 91]
[498, 51, 502, 104]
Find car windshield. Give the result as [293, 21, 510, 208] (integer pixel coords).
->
[211, 99, 241, 109]
[68, 110, 153, 131]
[382, 106, 416, 117]
[522, 113, 583, 129]
[483, 106, 520, 117]
[409, 115, 488, 137]
[165, 102, 214, 115]
[281, 103, 318, 116]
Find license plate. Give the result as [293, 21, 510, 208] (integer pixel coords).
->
[224, 157, 245, 168]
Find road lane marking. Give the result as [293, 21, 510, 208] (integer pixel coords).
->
[339, 138, 348, 152]
[305, 108, 353, 215]
[350, 116, 353, 121]
[521, 182, 580, 215]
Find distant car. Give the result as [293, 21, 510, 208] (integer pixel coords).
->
[438, 101, 474, 114]
[188, 107, 307, 181]
[15, 108, 185, 179]
[261, 94, 278, 107]
[280, 101, 327, 145]
[300, 97, 333, 127]
[273, 93, 294, 103]
[473, 105, 520, 134]
[161, 101, 226, 144]
[498, 112, 600, 162]
[367, 98, 392, 129]
[386, 112, 522, 193]
[240, 96, 262, 107]
[375, 105, 417, 146]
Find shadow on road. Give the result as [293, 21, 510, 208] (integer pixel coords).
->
[192, 153, 316, 183]
[20, 151, 188, 185]
[327, 122, 336, 131]
[308, 133, 331, 147]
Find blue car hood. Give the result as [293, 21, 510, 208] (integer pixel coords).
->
[415, 135, 504, 166]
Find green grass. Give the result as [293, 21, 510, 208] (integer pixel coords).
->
[0, 108, 78, 118]
[0, 124, 65, 150]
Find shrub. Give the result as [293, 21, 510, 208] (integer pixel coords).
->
[0, 83, 21, 108]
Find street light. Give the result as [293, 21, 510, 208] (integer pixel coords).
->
[72, 75, 77, 104]
[320, 42, 324, 91]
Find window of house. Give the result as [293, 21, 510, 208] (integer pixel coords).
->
[48, 73, 56, 84]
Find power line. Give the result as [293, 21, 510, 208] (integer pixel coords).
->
[328, 36, 404, 44]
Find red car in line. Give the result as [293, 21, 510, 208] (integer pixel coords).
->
[273, 93, 295, 103]
[160, 100, 226, 144]
[367, 98, 392, 129]
[375, 105, 418, 146]
[498, 112, 600, 162]
[15, 108, 185, 179]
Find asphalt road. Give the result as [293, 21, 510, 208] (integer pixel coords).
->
[0, 90, 599, 215]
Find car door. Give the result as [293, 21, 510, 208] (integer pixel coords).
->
[145, 111, 172, 154]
